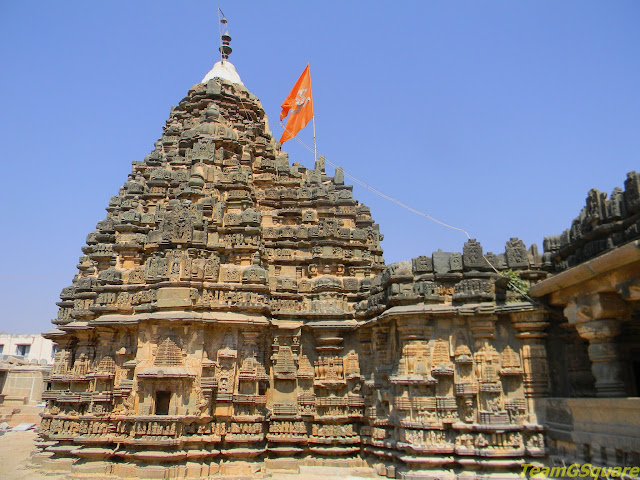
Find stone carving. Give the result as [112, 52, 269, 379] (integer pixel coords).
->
[543, 170, 640, 270]
[505, 237, 529, 268]
[154, 338, 183, 366]
[40, 57, 551, 479]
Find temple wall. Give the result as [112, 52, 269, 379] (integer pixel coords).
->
[357, 311, 547, 478]
[39, 308, 549, 479]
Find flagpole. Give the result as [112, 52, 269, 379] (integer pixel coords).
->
[312, 115, 318, 165]
[217, 9, 226, 64]
[308, 63, 318, 166]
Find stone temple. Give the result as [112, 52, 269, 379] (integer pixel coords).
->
[39, 38, 640, 479]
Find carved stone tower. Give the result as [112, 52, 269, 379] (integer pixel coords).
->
[40, 38, 549, 479]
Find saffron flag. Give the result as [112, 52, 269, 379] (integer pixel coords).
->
[279, 64, 314, 144]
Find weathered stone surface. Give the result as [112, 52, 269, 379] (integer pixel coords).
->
[39, 55, 555, 478]
[542, 171, 640, 271]
[531, 177, 640, 466]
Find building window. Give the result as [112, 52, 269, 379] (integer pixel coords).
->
[0, 345, 4, 355]
[16, 344, 30, 356]
[51, 345, 59, 358]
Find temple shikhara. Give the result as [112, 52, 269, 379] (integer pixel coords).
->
[37, 32, 640, 480]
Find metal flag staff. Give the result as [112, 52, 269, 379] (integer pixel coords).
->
[218, 7, 231, 62]
[218, 8, 229, 64]
[310, 70, 318, 165]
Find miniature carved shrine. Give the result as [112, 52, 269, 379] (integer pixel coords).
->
[38, 37, 640, 479]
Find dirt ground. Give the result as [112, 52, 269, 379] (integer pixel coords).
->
[0, 430, 375, 480]
[0, 430, 66, 480]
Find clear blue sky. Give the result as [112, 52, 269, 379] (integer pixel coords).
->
[1, 1, 639, 334]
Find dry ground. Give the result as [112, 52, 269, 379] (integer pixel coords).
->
[0, 430, 66, 480]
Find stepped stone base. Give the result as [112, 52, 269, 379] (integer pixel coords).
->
[33, 453, 548, 479]
[1, 395, 28, 406]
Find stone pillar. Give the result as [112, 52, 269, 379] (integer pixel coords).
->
[242, 329, 260, 356]
[469, 315, 496, 345]
[510, 309, 549, 423]
[564, 293, 630, 397]
[393, 317, 432, 385]
[510, 310, 549, 397]
[95, 329, 116, 360]
[74, 331, 96, 366]
[372, 325, 392, 368]
[396, 317, 432, 347]
[469, 314, 497, 424]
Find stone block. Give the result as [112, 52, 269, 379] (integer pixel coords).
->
[72, 460, 112, 476]
[185, 462, 204, 478]
[41, 457, 76, 472]
[156, 287, 192, 308]
[433, 250, 451, 274]
[220, 461, 260, 476]
[30, 451, 55, 466]
[135, 464, 170, 479]
[113, 463, 137, 478]
[207, 461, 220, 475]
[265, 457, 300, 473]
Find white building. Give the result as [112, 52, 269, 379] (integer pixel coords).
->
[0, 333, 56, 365]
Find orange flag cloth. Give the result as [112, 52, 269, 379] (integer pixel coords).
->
[279, 64, 314, 144]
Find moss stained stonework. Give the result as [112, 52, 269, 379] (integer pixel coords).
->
[38, 72, 557, 479]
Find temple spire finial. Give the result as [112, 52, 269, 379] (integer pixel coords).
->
[218, 9, 232, 63]
[220, 31, 232, 61]
[201, 9, 243, 85]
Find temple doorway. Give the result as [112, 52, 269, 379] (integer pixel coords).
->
[155, 391, 171, 415]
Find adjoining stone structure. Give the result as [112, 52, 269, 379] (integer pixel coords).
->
[530, 174, 640, 468]
[0, 356, 51, 426]
[37, 49, 554, 479]
[0, 335, 55, 426]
